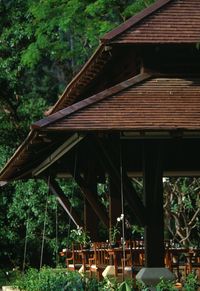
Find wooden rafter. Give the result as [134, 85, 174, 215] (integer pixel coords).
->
[71, 172, 109, 229]
[32, 133, 85, 176]
[47, 178, 82, 227]
[94, 136, 146, 226]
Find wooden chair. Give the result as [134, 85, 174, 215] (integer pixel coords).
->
[66, 243, 82, 271]
[166, 250, 187, 282]
[185, 249, 200, 279]
[121, 240, 145, 279]
[121, 240, 134, 278]
[89, 242, 109, 280]
[79, 247, 94, 274]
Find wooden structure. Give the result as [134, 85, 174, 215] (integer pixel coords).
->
[1, 0, 200, 271]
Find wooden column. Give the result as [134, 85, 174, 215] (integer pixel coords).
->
[93, 136, 146, 225]
[108, 174, 122, 242]
[143, 141, 164, 267]
[83, 163, 100, 241]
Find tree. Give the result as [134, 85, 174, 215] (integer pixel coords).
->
[164, 177, 200, 247]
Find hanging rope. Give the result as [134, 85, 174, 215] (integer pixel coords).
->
[22, 210, 30, 272]
[39, 176, 50, 269]
[120, 135, 126, 280]
[55, 198, 58, 266]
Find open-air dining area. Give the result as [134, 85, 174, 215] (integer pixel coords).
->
[0, 0, 200, 290]
[60, 240, 200, 283]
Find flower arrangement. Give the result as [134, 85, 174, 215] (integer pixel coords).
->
[70, 226, 91, 247]
[110, 214, 124, 246]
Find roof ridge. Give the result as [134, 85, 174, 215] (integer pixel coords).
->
[32, 72, 152, 130]
[101, 0, 173, 43]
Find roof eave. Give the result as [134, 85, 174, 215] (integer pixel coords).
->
[0, 130, 37, 182]
[49, 43, 105, 115]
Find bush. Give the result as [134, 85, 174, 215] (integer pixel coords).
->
[0, 268, 20, 287]
[156, 279, 176, 291]
[14, 268, 200, 291]
[14, 267, 90, 291]
[183, 272, 199, 291]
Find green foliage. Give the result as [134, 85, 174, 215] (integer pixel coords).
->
[70, 226, 91, 246]
[110, 214, 124, 243]
[0, 268, 20, 287]
[164, 178, 200, 246]
[14, 267, 99, 291]
[10, 269, 200, 291]
[118, 280, 132, 291]
[131, 225, 144, 238]
[0, 179, 70, 268]
[183, 272, 199, 291]
[123, 0, 155, 18]
[155, 278, 176, 291]
[15, 268, 72, 291]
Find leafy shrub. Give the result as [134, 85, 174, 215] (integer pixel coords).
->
[14, 267, 91, 291]
[14, 268, 200, 291]
[183, 272, 199, 291]
[155, 279, 176, 291]
[0, 268, 21, 287]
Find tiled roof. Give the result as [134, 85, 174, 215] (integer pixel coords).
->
[50, 0, 200, 116]
[39, 75, 200, 131]
[102, 0, 200, 44]
[1, 74, 200, 182]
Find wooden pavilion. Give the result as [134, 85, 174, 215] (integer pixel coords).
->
[1, 0, 200, 278]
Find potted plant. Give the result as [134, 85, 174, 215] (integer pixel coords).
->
[110, 214, 124, 248]
[70, 226, 91, 249]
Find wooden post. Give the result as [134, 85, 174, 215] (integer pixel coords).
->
[143, 141, 164, 267]
[109, 174, 122, 242]
[94, 136, 146, 225]
[83, 163, 100, 241]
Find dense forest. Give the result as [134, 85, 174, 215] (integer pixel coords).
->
[0, 0, 199, 271]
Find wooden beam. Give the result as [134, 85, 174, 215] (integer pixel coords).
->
[94, 136, 146, 226]
[143, 141, 164, 267]
[32, 133, 85, 176]
[72, 172, 109, 229]
[46, 178, 82, 227]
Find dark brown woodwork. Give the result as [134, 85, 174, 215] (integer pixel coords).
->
[94, 136, 146, 226]
[46, 178, 82, 227]
[71, 172, 109, 229]
[109, 174, 122, 242]
[83, 160, 100, 241]
[143, 141, 165, 267]
[84, 199, 100, 241]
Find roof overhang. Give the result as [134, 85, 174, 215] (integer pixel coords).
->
[1, 72, 200, 183]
